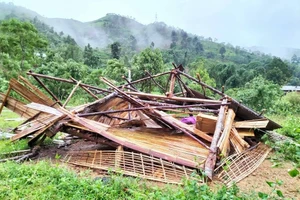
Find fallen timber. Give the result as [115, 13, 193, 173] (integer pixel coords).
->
[0, 65, 281, 185]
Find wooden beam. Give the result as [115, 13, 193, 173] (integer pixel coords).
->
[125, 91, 222, 104]
[217, 109, 236, 157]
[30, 72, 63, 106]
[0, 86, 11, 114]
[70, 77, 99, 100]
[27, 71, 110, 94]
[167, 70, 176, 97]
[204, 98, 228, 179]
[63, 80, 81, 108]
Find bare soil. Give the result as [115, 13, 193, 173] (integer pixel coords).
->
[237, 156, 300, 199]
[36, 140, 300, 198]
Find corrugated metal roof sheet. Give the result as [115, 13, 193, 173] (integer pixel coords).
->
[282, 86, 300, 91]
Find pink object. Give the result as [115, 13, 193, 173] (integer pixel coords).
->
[180, 116, 196, 124]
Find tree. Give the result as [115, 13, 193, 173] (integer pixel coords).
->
[171, 30, 178, 43]
[291, 54, 299, 64]
[0, 19, 48, 67]
[83, 43, 101, 68]
[227, 76, 282, 112]
[219, 46, 226, 59]
[129, 35, 137, 51]
[132, 48, 164, 92]
[111, 42, 121, 59]
[265, 57, 292, 85]
[195, 42, 204, 54]
[104, 59, 127, 82]
[150, 42, 155, 49]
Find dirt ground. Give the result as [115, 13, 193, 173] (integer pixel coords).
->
[237, 157, 300, 199]
[36, 139, 300, 198]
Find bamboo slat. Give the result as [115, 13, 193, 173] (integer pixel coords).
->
[0, 93, 38, 119]
[215, 143, 271, 187]
[63, 150, 200, 184]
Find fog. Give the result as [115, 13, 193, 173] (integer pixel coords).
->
[3, 0, 300, 57]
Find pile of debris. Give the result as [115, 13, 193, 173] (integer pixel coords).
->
[0, 65, 280, 185]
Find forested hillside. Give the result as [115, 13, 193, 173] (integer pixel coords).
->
[0, 2, 300, 115]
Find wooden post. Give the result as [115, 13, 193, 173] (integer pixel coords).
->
[63, 81, 81, 108]
[0, 86, 12, 114]
[70, 77, 99, 100]
[204, 98, 228, 179]
[30, 73, 63, 106]
[167, 70, 176, 97]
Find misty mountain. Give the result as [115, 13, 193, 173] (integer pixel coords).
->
[0, 2, 298, 60]
[0, 2, 173, 49]
[247, 46, 300, 60]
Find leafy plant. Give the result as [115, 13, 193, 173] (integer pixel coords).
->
[258, 180, 284, 199]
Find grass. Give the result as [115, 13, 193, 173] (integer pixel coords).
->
[0, 161, 254, 200]
[0, 109, 297, 199]
[0, 108, 24, 132]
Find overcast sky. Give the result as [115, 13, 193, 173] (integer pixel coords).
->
[3, 0, 300, 48]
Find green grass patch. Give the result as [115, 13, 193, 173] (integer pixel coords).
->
[0, 140, 29, 158]
[0, 161, 254, 200]
[0, 108, 24, 132]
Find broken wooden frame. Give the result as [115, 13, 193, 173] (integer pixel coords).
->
[0, 66, 281, 184]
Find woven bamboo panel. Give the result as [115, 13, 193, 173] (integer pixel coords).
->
[215, 143, 271, 187]
[63, 150, 201, 184]
[0, 93, 39, 119]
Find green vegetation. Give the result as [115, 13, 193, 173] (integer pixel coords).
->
[0, 108, 23, 131]
[0, 161, 255, 200]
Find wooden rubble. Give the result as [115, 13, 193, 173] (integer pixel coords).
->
[0, 65, 281, 185]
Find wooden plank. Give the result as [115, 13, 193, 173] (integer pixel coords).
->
[193, 128, 213, 142]
[236, 128, 255, 138]
[26, 103, 63, 116]
[196, 113, 217, 133]
[230, 128, 250, 150]
[217, 109, 236, 157]
[234, 119, 269, 129]
[11, 114, 62, 141]
[59, 107, 208, 168]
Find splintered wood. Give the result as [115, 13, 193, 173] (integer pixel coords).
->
[63, 150, 199, 184]
[0, 67, 281, 184]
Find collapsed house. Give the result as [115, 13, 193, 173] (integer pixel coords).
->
[0, 65, 280, 185]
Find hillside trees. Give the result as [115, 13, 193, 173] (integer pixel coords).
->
[0, 19, 48, 66]
[219, 46, 226, 59]
[83, 43, 101, 68]
[227, 76, 282, 112]
[265, 57, 292, 85]
[111, 42, 121, 59]
[104, 59, 127, 82]
[132, 48, 164, 92]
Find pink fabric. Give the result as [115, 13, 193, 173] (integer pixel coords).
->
[180, 116, 196, 124]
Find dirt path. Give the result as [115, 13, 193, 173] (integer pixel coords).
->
[237, 155, 300, 199]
